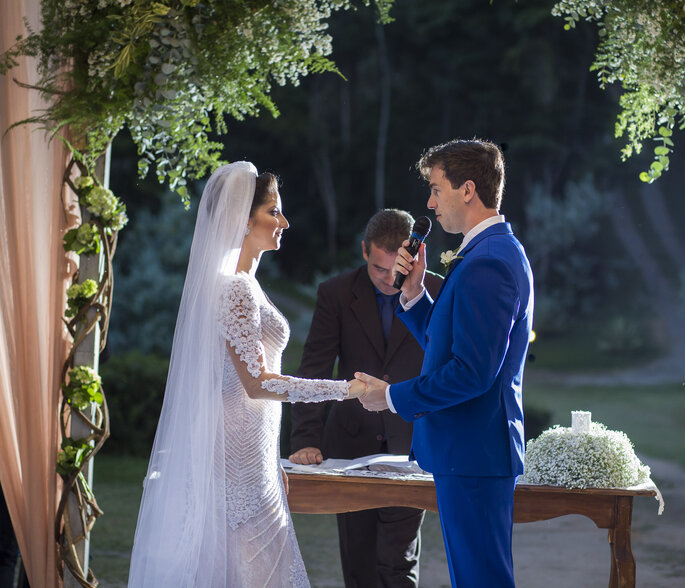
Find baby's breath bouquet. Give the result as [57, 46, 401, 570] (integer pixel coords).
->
[521, 422, 651, 489]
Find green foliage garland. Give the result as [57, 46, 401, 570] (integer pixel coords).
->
[1, 0, 393, 204]
[55, 160, 116, 586]
[65, 279, 99, 318]
[553, 0, 685, 182]
[62, 366, 104, 411]
[62, 223, 101, 257]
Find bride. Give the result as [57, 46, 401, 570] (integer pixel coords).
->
[127, 162, 364, 587]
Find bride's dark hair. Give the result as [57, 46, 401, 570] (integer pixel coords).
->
[250, 172, 279, 217]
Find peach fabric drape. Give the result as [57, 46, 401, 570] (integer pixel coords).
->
[1, 1, 75, 587]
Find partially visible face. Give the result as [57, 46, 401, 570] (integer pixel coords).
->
[246, 191, 289, 252]
[427, 165, 466, 234]
[363, 241, 400, 295]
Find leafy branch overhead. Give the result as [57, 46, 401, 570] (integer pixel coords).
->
[553, 1, 685, 182]
[0, 0, 394, 205]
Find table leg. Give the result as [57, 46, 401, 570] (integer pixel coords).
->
[608, 496, 636, 588]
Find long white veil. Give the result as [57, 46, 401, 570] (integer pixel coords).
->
[128, 162, 257, 587]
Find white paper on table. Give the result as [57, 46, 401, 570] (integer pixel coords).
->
[281, 453, 426, 476]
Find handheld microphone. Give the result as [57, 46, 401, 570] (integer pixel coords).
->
[392, 216, 432, 290]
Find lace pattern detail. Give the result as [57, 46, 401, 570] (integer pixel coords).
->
[290, 561, 310, 588]
[261, 375, 350, 403]
[226, 481, 280, 531]
[217, 274, 264, 378]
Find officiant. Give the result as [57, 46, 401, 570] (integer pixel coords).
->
[289, 209, 442, 588]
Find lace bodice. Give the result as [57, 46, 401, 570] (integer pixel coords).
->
[216, 273, 349, 402]
[211, 273, 349, 586]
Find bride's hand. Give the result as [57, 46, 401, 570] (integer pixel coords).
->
[347, 379, 367, 399]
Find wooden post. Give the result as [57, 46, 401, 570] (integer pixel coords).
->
[63, 147, 110, 588]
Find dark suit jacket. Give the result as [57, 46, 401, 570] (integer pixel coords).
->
[290, 266, 443, 459]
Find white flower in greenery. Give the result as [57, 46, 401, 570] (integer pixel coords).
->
[83, 186, 128, 231]
[67, 279, 98, 302]
[74, 175, 94, 190]
[64, 366, 103, 410]
[69, 365, 101, 387]
[65, 279, 99, 318]
[521, 423, 651, 489]
[440, 249, 461, 273]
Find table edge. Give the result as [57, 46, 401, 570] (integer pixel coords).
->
[286, 472, 657, 496]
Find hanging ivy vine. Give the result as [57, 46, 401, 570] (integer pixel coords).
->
[0, 1, 393, 586]
[553, 0, 685, 182]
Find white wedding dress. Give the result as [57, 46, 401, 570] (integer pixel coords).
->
[128, 162, 350, 588]
[215, 272, 349, 587]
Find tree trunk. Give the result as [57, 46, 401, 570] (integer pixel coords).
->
[374, 22, 391, 210]
[308, 82, 338, 265]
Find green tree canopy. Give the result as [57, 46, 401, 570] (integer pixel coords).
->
[553, 0, 685, 181]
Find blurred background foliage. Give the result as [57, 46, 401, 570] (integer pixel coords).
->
[101, 0, 685, 457]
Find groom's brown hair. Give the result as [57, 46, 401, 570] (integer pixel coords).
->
[417, 139, 505, 211]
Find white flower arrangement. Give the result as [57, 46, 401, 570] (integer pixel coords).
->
[521, 422, 651, 489]
[440, 249, 461, 273]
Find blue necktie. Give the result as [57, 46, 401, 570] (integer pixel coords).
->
[380, 293, 396, 344]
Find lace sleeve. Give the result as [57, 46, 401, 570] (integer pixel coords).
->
[217, 275, 263, 378]
[261, 375, 349, 403]
[218, 276, 349, 402]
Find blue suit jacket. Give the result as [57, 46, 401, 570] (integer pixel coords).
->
[390, 222, 534, 477]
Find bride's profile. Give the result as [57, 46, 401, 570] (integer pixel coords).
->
[127, 161, 363, 587]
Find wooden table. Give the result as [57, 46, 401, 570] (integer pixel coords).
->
[287, 472, 656, 588]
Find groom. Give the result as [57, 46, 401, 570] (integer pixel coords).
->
[355, 139, 534, 587]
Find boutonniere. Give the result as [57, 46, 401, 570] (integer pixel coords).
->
[440, 249, 462, 273]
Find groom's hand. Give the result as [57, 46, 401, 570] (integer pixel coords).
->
[354, 372, 389, 411]
[393, 241, 427, 300]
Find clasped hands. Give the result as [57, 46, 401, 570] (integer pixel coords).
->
[347, 372, 390, 411]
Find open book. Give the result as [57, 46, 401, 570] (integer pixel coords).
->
[281, 453, 425, 475]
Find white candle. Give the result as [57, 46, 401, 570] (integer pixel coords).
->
[571, 411, 592, 435]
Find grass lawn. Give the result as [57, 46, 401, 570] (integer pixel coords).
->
[527, 328, 663, 371]
[89, 455, 147, 587]
[524, 381, 685, 467]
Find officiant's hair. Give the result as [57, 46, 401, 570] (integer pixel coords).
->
[250, 172, 280, 217]
[417, 139, 505, 210]
[363, 208, 415, 252]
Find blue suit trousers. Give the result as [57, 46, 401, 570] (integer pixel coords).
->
[433, 474, 516, 588]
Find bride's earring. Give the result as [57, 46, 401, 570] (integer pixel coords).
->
[245, 225, 251, 235]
